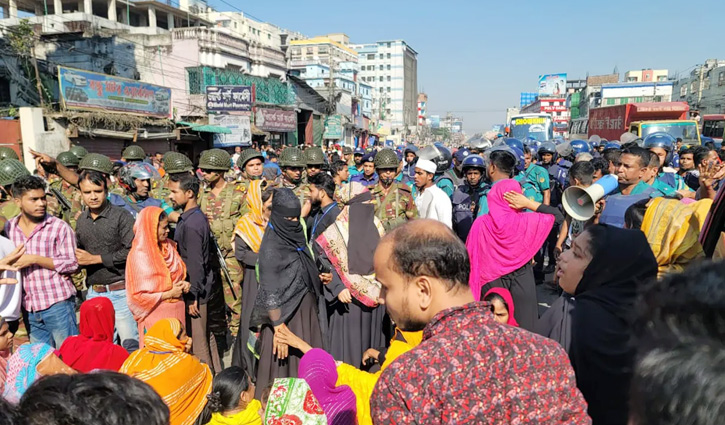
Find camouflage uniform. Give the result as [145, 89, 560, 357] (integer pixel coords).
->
[150, 174, 173, 207]
[272, 174, 309, 207]
[370, 182, 418, 232]
[199, 182, 248, 334]
[48, 178, 83, 230]
[109, 180, 125, 196]
[0, 200, 19, 232]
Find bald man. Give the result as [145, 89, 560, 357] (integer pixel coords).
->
[370, 219, 589, 425]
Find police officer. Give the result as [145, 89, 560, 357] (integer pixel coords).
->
[369, 149, 417, 232]
[151, 152, 194, 221]
[0, 159, 30, 228]
[351, 151, 378, 186]
[48, 151, 83, 230]
[348, 147, 365, 177]
[198, 148, 247, 335]
[537, 141, 570, 207]
[417, 143, 457, 197]
[451, 154, 488, 241]
[342, 146, 353, 165]
[122, 145, 146, 163]
[452, 147, 471, 181]
[111, 162, 171, 219]
[304, 147, 326, 182]
[515, 147, 550, 205]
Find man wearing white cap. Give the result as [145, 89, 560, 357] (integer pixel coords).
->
[413, 159, 452, 228]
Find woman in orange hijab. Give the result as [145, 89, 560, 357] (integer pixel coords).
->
[126, 207, 190, 346]
[120, 318, 212, 425]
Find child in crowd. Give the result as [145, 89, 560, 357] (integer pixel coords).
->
[483, 288, 519, 327]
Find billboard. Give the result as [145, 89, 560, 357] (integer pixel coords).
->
[376, 120, 391, 136]
[520, 92, 538, 108]
[256, 108, 296, 132]
[209, 115, 251, 147]
[58, 66, 172, 117]
[538, 73, 567, 97]
[323, 115, 343, 140]
[429, 115, 440, 129]
[206, 85, 253, 112]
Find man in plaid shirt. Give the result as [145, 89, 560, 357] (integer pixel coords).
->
[5, 176, 79, 348]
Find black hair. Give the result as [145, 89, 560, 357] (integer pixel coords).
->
[386, 221, 470, 291]
[310, 172, 335, 199]
[0, 397, 16, 425]
[329, 152, 341, 163]
[154, 152, 162, 156]
[489, 150, 516, 178]
[330, 160, 348, 178]
[581, 224, 608, 260]
[624, 199, 650, 230]
[590, 157, 608, 175]
[621, 141, 640, 150]
[169, 172, 200, 197]
[11, 175, 45, 199]
[629, 260, 725, 425]
[603, 149, 621, 168]
[678, 146, 693, 156]
[621, 147, 650, 168]
[78, 170, 108, 191]
[691, 146, 711, 167]
[18, 372, 169, 425]
[267, 151, 277, 160]
[203, 366, 251, 417]
[483, 292, 509, 313]
[569, 161, 595, 186]
[647, 151, 661, 169]
[705, 141, 715, 150]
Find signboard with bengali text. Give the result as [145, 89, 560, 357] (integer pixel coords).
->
[206, 85, 253, 112]
[256, 108, 297, 132]
[58, 66, 171, 117]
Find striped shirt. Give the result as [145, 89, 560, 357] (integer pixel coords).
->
[6, 214, 78, 312]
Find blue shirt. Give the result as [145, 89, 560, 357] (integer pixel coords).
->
[350, 172, 379, 187]
[263, 162, 281, 177]
[109, 193, 173, 219]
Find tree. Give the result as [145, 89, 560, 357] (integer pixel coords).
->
[432, 127, 451, 142]
[6, 19, 46, 107]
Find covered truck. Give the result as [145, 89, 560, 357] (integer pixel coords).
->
[588, 102, 699, 144]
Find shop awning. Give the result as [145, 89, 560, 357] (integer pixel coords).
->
[176, 121, 232, 134]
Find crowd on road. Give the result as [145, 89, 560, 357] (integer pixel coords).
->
[0, 130, 720, 425]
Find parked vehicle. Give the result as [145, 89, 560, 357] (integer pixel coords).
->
[588, 102, 699, 144]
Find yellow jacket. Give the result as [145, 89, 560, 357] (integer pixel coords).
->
[335, 329, 423, 425]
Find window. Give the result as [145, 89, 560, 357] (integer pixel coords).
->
[379, 65, 383, 70]
[380, 87, 384, 93]
[387, 42, 391, 48]
[367, 54, 375, 60]
[704, 78, 711, 90]
[680, 85, 687, 97]
[379, 76, 383, 81]
[306, 47, 313, 54]
[691, 81, 697, 93]
[387, 64, 391, 70]
[387, 76, 391, 81]
[657, 75, 667, 81]
[233, 22, 237, 28]
[379, 53, 384, 59]
[719, 71, 725, 86]
[387, 87, 391, 92]
[387, 53, 391, 59]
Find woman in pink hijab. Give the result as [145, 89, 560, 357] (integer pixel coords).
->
[466, 179, 562, 331]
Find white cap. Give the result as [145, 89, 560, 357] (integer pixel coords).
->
[415, 159, 437, 174]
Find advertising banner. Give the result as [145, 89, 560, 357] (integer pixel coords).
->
[323, 115, 343, 139]
[376, 120, 391, 136]
[429, 115, 441, 129]
[538, 73, 567, 97]
[206, 85, 253, 112]
[256, 108, 297, 132]
[58, 66, 171, 117]
[209, 115, 252, 147]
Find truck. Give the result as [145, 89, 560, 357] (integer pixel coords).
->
[588, 102, 700, 145]
[702, 114, 725, 143]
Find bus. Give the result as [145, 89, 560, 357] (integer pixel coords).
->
[702, 115, 725, 143]
[508, 113, 554, 142]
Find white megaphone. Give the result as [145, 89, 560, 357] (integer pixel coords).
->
[562, 174, 619, 221]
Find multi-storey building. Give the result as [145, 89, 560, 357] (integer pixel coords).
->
[351, 40, 418, 133]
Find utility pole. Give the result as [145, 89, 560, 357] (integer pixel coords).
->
[697, 63, 704, 109]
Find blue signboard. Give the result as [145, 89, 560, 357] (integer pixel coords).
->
[206, 85, 253, 112]
[58, 66, 171, 118]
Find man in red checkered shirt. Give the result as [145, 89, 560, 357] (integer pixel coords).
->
[5, 176, 79, 348]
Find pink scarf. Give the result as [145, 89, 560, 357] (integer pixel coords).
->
[483, 287, 519, 327]
[466, 179, 554, 300]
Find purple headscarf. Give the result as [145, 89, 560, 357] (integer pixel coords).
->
[298, 348, 357, 425]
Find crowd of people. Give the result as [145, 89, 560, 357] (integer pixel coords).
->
[0, 129, 719, 425]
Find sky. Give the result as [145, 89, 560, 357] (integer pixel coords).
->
[208, 0, 725, 134]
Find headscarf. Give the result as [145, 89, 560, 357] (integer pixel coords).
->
[253, 188, 320, 327]
[208, 400, 262, 425]
[569, 225, 657, 425]
[234, 179, 267, 253]
[57, 298, 129, 372]
[299, 349, 357, 425]
[466, 179, 554, 300]
[126, 206, 187, 322]
[483, 287, 519, 326]
[3, 343, 54, 403]
[263, 378, 326, 425]
[120, 319, 212, 425]
[641, 197, 711, 278]
[317, 186, 384, 307]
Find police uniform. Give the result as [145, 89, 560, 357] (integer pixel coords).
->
[451, 182, 489, 241]
[370, 182, 418, 232]
[515, 163, 550, 203]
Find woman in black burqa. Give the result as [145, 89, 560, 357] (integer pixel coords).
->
[537, 224, 657, 425]
[252, 188, 324, 398]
